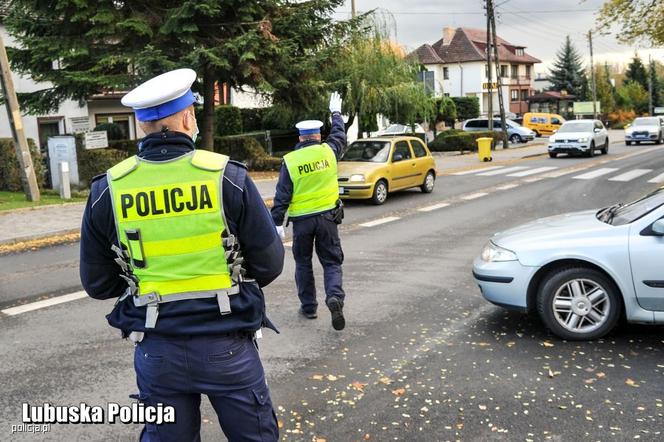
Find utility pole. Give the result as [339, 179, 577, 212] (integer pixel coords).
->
[486, 0, 493, 130]
[351, 0, 356, 18]
[588, 31, 598, 120]
[0, 32, 40, 202]
[490, 0, 509, 149]
[648, 54, 653, 115]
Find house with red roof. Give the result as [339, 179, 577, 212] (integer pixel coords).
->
[412, 27, 541, 117]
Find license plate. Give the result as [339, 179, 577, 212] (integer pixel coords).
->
[636, 134, 646, 138]
[559, 145, 572, 149]
[339, 187, 345, 194]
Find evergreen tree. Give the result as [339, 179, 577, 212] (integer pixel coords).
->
[625, 54, 649, 91]
[5, 0, 349, 149]
[595, 63, 615, 114]
[549, 36, 587, 97]
[649, 60, 663, 108]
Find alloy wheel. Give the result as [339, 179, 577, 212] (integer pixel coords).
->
[552, 278, 610, 334]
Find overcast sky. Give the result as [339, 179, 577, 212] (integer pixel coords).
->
[334, 0, 664, 74]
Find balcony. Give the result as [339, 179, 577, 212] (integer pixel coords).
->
[509, 76, 532, 85]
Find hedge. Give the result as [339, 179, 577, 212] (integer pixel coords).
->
[240, 108, 267, 132]
[76, 137, 131, 186]
[214, 135, 282, 171]
[93, 122, 125, 141]
[0, 138, 47, 191]
[428, 130, 506, 152]
[451, 97, 480, 121]
[216, 105, 243, 136]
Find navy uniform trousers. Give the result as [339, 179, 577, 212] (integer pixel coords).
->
[292, 211, 345, 313]
[135, 333, 278, 442]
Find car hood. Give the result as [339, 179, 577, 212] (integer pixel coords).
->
[550, 131, 591, 140]
[626, 125, 659, 132]
[337, 162, 386, 176]
[492, 210, 624, 252]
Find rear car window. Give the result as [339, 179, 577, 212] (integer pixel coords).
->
[410, 140, 427, 158]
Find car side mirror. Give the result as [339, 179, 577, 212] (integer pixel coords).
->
[652, 219, 664, 236]
[594, 128, 601, 133]
[393, 153, 403, 162]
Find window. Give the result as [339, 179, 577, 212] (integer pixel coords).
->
[95, 113, 135, 139]
[516, 48, 524, 56]
[475, 120, 488, 129]
[511, 90, 519, 102]
[594, 121, 604, 130]
[500, 65, 508, 78]
[551, 117, 561, 125]
[443, 67, 449, 80]
[521, 89, 528, 101]
[410, 140, 427, 158]
[393, 141, 412, 161]
[510, 65, 518, 79]
[417, 71, 435, 96]
[525, 65, 531, 79]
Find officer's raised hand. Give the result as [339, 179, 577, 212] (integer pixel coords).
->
[329, 91, 342, 114]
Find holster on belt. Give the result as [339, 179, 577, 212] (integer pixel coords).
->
[331, 199, 344, 224]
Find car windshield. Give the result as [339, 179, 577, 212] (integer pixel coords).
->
[558, 122, 593, 133]
[598, 187, 664, 225]
[383, 124, 407, 134]
[633, 118, 659, 127]
[341, 141, 391, 163]
[505, 119, 520, 127]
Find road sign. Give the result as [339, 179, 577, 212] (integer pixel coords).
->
[573, 101, 601, 115]
[84, 131, 109, 149]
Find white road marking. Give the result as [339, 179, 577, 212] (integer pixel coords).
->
[496, 183, 519, 190]
[359, 216, 400, 227]
[2, 291, 87, 316]
[452, 166, 504, 175]
[477, 166, 528, 176]
[648, 172, 664, 183]
[573, 168, 619, 180]
[418, 202, 450, 212]
[524, 177, 544, 183]
[462, 192, 488, 200]
[608, 169, 653, 182]
[507, 166, 558, 177]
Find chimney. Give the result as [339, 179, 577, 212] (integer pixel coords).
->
[442, 27, 455, 45]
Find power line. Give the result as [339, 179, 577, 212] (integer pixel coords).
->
[334, 8, 597, 16]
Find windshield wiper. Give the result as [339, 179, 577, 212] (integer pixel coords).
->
[600, 203, 623, 223]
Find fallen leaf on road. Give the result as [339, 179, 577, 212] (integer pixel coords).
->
[326, 375, 338, 381]
[351, 381, 367, 392]
[312, 375, 324, 380]
[625, 378, 640, 388]
[364, 434, 371, 440]
[584, 378, 596, 385]
[548, 368, 561, 378]
[379, 377, 392, 385]
[315, 438, 326, 442]
[392, 388, 406, 396]
[277, 420, 284, 429]
[596, 372, 606, 379]
[542, 341, 555, 348]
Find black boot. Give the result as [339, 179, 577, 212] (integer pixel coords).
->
[299, 307, 318, 319]
[326, 297, 345, 331]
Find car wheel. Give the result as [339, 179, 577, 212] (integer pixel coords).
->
[420, 171, 435, 193]
[533, 130, 540, 138]
[600, 140, 609, 155]
[587, 142, 595, 157]
[626, 141, 632, 146]
[536, 267, 622, 340]
[509, 134, 522, 144]
[549, 152, 557, 158]
[658, 133, 663, 145]
[635, 141, 641, 145]
[371, 179, 388, 205]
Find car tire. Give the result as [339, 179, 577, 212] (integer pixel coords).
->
[533, 130, 540, 138]
[371, 179, 388, 205]
[626, 141, 632, 146]
[536, 267, 622, 341]
[549, 152, 557, 158]
[657, 133, 663, 145]
[420, 171, 435, 193]
[509, 134, 522, 144]
[636, 141, 641, 145]
[587, 142, 595, 157]
[600, 140, 609, 155]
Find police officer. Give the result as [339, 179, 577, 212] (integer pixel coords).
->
[79, 69, 284, 442]
[271, 92, 347, 331]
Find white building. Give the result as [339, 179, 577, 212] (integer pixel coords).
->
[412, 27, 541, 117]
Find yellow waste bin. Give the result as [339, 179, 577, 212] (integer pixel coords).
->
[476, 137, 493, 162]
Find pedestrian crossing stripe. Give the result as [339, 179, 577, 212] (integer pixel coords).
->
[507, 166, 558, 177]
[648, 173, 664, 184]
[478, 166, 528, 176]
[572, 168, 620, 180]
[608, 169, 653, 182]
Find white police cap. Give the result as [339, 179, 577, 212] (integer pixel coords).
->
[121, 68, 197, 121]
[295, 120, 324, 135]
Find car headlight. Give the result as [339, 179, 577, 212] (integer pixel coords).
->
[578, 137, 588, 143]
[349, 174, 365, 182]
[650, 130, 659, 135]
[481, 241, 518, 262]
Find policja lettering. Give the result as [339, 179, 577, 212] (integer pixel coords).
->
[297, 159, 331, 175]
[119, 181, 215, 220]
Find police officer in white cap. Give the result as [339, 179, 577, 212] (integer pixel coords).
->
[79, 68, 284, 441]
[271, 92, 347, 330]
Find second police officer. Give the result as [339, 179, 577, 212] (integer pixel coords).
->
[79, 69, 283, 441]
[271, 92, 347, 330]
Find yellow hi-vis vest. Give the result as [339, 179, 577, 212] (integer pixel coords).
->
[283, 143, 339, 217]
[107, 150, 239, 328]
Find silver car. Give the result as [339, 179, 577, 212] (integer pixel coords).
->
[625, 116, 664, 145]
[473, 187, 664, 340]
[548, 119, 609, 158]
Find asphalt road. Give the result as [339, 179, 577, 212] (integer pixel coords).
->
[1, 141, 664, 441]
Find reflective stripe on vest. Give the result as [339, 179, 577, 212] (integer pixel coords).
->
[107, 151, 233, 304]
[283, 143, 338, 217]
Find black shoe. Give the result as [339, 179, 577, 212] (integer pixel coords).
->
[299, 308, 318, 319]
[326, 297, 345, 331]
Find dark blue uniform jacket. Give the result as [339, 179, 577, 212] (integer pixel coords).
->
[271, 112, 347, 226]
[79, 131, 284, 336]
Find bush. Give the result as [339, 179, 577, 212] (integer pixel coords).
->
[214, 135, 282, 171]
[607, 110, 636, 129]
[451, 97, 480, 121]
[240, 108, 267, 132]
[215, 105, 243, 136]
[428, 131, 505, 152]
[93, 122, 125, 141]
[76, 136, 131, 187]
[0, 138, 47, 191]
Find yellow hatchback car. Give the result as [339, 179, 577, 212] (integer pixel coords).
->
[337, 136, 437, 205]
